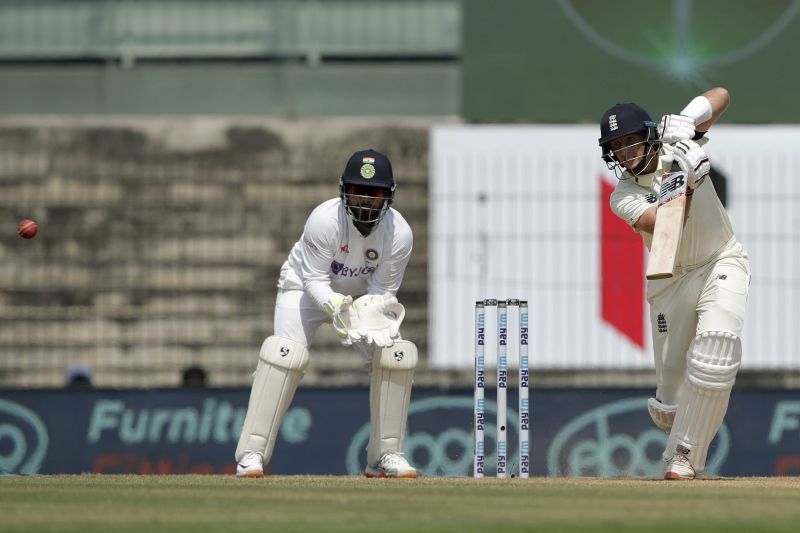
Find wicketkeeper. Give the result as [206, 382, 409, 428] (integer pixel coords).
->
[598, 88, 751, 479]
[235, 149, 418, 478]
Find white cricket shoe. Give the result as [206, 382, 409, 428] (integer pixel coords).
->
[664, 453, 697, 480]
[236, 452, 265, 478]
[364, 453, 418, 479]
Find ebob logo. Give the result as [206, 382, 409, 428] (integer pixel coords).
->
[0, 399, 49, 475]
[547, 397, 730, 477]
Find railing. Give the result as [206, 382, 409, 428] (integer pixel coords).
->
[0, 0, 461, 64]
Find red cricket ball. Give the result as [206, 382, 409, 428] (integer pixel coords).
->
[18, 219, 38, 239]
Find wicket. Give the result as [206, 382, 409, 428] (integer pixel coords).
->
[473, 299, 529, 478]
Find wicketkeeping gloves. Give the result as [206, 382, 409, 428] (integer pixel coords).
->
[349, 293, 406, 348]
[322, 293, 362, 346]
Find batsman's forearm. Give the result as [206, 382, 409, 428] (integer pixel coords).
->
[697, 87, 730, 132]
[634, 206, 657, 234]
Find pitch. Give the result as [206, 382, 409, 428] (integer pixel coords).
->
[1, 475, 798, 532]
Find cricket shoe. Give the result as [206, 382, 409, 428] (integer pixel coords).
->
[664, 453, 697, 480]
[236, 452, 265, 478]
[364, 453, 418, 479]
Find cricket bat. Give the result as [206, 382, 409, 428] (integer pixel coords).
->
[646, 168, 688, 280]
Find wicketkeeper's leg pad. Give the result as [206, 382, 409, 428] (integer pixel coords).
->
[664, 330, 741, 471]
[366, 340, 418, 467]
[235, 336, 309, 463]
[648, 397, 677, 433]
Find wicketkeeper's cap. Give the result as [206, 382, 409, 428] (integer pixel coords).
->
[341, 149, 395, 189]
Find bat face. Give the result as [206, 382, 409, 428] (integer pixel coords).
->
[646, 171, 688, 280]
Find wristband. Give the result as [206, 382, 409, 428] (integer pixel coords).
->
[680, 96, 712, 125]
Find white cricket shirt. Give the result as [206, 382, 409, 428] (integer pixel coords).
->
[278, 198, 413, 309]
[610, 145, 743, 272]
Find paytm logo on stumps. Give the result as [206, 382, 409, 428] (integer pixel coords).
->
[475, 398, 485, 431]
[498, 313, 507, 347]
[0, 399, 49, 475]
[520, 440, 530, 475]
[520, 398, 530, 431]
[476, 312, 485, 346]
[475, 356, 485, 390]
[497, 313, 508, 388]
[475, 441, 485, 475]
[547, 397, 730, 477]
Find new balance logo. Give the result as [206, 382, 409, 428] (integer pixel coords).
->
[660, 173, 686, 196]
[657, 313, 667, 333]
[609, 114, 618, 131]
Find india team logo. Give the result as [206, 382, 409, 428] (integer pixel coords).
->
[360, 157, 376, 179]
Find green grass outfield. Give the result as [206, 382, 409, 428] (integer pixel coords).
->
[1, 475, 799, 532]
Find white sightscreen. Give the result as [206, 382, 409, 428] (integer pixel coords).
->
[429, 125, 800, 370]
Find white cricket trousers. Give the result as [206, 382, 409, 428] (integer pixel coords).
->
[647, 253, 750, 405]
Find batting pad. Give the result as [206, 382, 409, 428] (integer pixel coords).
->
[648, 397, 677, 433]
[664, 330, 741, 471]
[367, 340, 418, 468]
[235, 336, 309, 463]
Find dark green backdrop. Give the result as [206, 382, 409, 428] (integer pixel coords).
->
[463, 0, 799, 123]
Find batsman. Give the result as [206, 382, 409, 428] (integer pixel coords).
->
[235, 149, 418, 478]
[598, 88, 751, 480]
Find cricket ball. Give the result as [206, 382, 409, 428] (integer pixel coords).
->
[18, 219, 38, 239]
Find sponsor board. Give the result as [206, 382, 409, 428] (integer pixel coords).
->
[1, 389, 798, 476]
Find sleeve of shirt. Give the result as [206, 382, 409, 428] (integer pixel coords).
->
[367, 213, 413, 296]
[610, 184, 652, 230]
[299, 206, 340, 309]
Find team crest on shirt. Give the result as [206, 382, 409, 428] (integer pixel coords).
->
[365, 249, 379, 261]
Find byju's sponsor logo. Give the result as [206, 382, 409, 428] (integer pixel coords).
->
[330, 261, 375, 278]
[0, 399, 49, 475]
[345, 396, 521, 476]
[547, 397, 730, 477]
